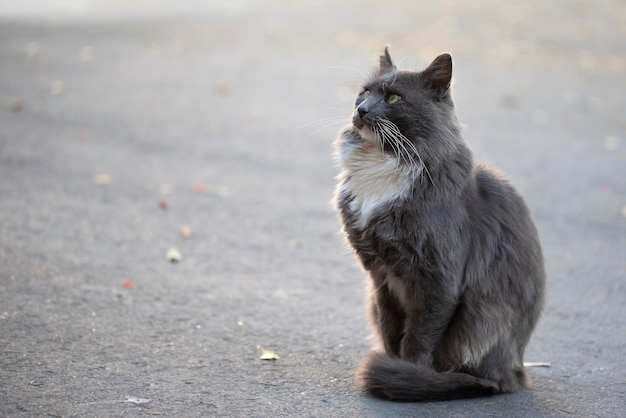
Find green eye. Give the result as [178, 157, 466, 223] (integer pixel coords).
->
[362, 90, 371, 99]
[386, 94, 400, 104]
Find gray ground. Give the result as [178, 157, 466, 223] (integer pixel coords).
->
[1, 1, 625, 417]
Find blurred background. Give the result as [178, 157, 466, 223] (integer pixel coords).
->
[1, 1, 624, 416]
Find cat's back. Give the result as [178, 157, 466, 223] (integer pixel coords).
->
[469, 163, 544, 280]
[472, 163, 531, 220]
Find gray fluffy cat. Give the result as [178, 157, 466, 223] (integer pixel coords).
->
[334, 47, 545, 401]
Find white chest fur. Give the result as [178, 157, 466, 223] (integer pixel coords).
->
[337, 139, 420, 228]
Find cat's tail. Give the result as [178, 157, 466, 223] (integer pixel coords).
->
[357, 351, 500, 401]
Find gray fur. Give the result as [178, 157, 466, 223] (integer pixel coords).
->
[334, 48, 546, 401]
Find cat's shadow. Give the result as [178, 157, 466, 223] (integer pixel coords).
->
[357, 389, 545, 418]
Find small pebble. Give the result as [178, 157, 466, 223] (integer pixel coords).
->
[166, 247, 182, 262]
[93, 173, 111, 185]
[603, 136, 619, 151]
[159, 183, 173, 194]
[79, 45, 93, 62]
[50, 80, 64, 95]
[192, 183, 205, 193]
[25, 41, 40, 57]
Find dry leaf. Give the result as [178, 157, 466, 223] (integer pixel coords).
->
[121, 281, 136, 289]
[179, 226, 193, 237]
[259, 349, 279, 361]
[159, 199, 168, 210]
[524, 362, 551, 367]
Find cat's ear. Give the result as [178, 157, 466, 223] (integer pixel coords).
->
[379, 46, 396, 74]
[422, 53, 452, 95]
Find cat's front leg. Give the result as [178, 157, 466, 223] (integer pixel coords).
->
[400, 287, 457, 367]
[368, 275, 405, 356]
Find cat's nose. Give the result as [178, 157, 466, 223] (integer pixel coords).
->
[357, 104, 369, 118]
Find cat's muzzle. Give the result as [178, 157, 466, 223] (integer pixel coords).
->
[352, 111, 368, 130]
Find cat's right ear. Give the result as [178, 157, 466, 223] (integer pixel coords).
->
[379, 46, 396, 74]
[422, 53, 453, 96]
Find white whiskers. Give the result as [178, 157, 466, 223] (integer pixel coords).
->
[297, 115, 350, 135]
[371, 118, 435, 187]
[291, 115, 350, 147]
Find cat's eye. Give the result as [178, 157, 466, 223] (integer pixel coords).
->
[362, 90, 371, 99]
[386, 94, 401, 104]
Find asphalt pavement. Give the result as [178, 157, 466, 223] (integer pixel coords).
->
[1, 1, 625, 417]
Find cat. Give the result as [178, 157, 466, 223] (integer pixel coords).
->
[333, 47, 546, 401]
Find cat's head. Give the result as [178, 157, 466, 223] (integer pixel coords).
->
[351, 47, 461, 168]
